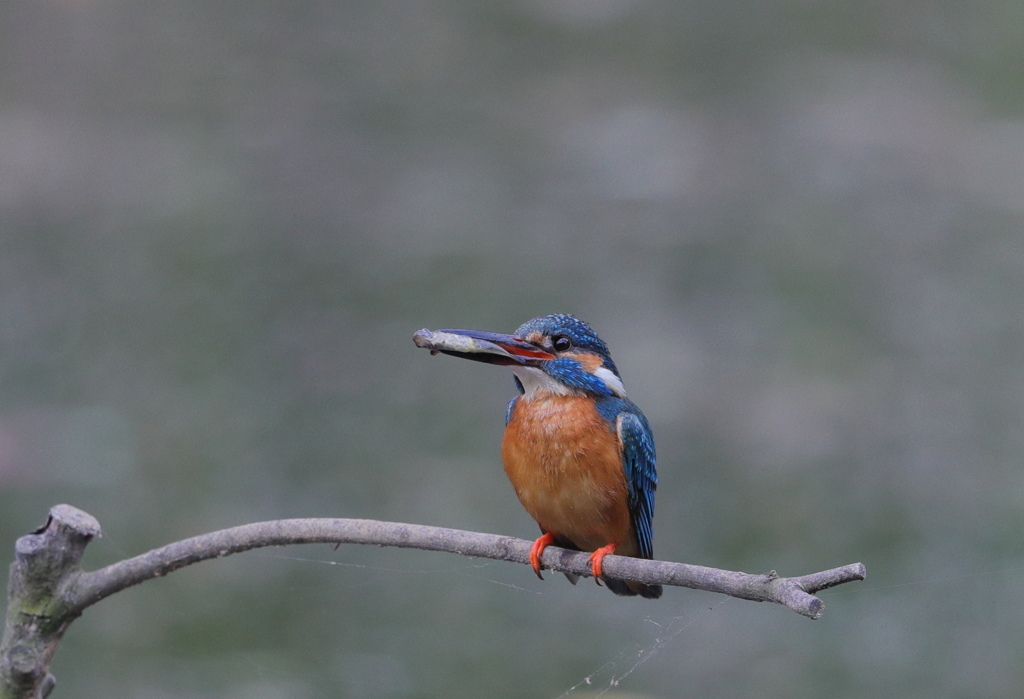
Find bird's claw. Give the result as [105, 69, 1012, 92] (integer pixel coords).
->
[529, 533, 557, 581]
[587, 542, 618, 581]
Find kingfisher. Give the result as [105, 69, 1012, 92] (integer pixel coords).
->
[413, 314, 661, 599]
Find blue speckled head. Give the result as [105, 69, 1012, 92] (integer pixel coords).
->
[514, 314, 620, 378]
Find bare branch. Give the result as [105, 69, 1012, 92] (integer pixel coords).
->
[67, 516, 863, 620]
[2, 505, 865, 699]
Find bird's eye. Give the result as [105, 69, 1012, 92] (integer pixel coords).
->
[552, 335, 572, 352]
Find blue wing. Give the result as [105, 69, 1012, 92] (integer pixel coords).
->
[506, 376, 525, 425]
[505, 395, 519, 426]
[617, 408, 657, 560]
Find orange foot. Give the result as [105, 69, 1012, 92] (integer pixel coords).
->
[587, 542, 619, 582]
[529, 533, 557, 580]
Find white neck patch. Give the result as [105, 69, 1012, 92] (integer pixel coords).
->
[594, 366, 627, 397]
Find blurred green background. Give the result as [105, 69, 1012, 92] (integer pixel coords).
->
[3, 0, 1024, 697]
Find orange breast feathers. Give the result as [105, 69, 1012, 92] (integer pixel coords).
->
[501, 394, 639, 557]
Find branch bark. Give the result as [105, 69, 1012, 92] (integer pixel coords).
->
[2, 504, 865, 699]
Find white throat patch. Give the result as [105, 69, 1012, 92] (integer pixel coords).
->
[510, 365, 627, 399]
[511, 366, 578, 398]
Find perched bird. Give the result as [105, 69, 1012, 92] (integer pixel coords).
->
[413, 314, 661, 598]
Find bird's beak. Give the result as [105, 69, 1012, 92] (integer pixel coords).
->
[413, 328, 556, 366]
